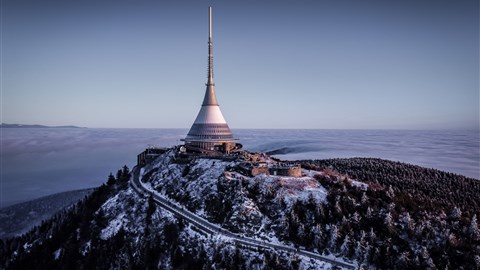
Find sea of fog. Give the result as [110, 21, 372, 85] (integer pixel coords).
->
[1, 128, 478, 208]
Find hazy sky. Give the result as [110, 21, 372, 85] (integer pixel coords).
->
[1, 0, 478, 129]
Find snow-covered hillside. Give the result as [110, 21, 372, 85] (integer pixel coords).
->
[139, 149, 480, 269]
[137, 150, 360, 267]
[143, 153, 330, 239]
[1, 149, 479, 269]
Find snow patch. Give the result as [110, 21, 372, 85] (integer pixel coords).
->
[350, 179, 369, 191]
[260, 175, 328, 207]
[101, 213, 127, 240]
[23, 242, 32, 252]
[82, 241, 91, 256]
[53, 248, 62, 260]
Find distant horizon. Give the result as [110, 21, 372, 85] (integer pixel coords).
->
[1, 122, 479, 131]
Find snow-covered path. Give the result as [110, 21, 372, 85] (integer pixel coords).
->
[130, 168, 355, 269]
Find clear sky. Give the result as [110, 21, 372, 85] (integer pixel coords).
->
[1, 0, 478, 129]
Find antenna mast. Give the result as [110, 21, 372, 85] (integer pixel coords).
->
[208, 6, 214, 85]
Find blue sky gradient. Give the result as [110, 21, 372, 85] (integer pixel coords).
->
[1, 0, 479, 129]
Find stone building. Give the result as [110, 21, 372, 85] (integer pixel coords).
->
[269, 163, 302, 177]
[239, 160, 302, 177]
[137, 147, 167, 167]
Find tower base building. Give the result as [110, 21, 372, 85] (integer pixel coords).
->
[182, 7, 241, 154]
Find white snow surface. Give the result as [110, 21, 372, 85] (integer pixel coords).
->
[53, 248, 62, 260]
[254, 174, 328, 207]
[350, 179, 369, 191]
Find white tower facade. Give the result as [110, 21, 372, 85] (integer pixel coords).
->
[182, 7, 240, 154]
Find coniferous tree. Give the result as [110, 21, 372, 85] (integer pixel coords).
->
[450, 206, 462, 219]
[329, 225, 339, 252]
[470, 214, 480, 241]
[107, 173, 116, 186]
[146, 194, 156, 226]
[474, 255, 480, 269]
[340, 234, 351, 257]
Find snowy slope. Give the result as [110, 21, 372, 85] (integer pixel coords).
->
[137, 150, 356, 268]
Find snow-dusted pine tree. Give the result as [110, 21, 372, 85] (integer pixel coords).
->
[341, 216, 348, 226]
[355, 241, 363, 260]
[340, 234, 350, 256]
[420, 246, 435, 269]
[474, 255, 480, 269]
[384, 212, 393, 227]
[361, 192, 368, 204]
[368, 227, 376, 242]
[315, 202, 325, 219]
[329, 225, 339, 251]
[297, 223, 306, 239]
[449, 206, 462, 219]
[397, 251, 410, 268]
[469, 214, 479, 240]
[334, 197, 342, 215]
[359, 230, 366, 244]
[363, 244, 371, 266]
[366, 207, 373, 219]
[351, 212, 361, 224]
[447, 233, 459, 247]
[401, 212, 414, 231]
[388, 202, 395, 212]
[311, 224, 323, 249]
[387, 185, 395, 198]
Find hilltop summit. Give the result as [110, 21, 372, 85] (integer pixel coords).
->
[1, 148, 479, 269]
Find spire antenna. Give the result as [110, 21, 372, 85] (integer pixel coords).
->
[208, 6, 213, 84]
[202, 6, 217, 105]
[209, 6, 212, 40]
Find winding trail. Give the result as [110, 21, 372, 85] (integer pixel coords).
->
[131, 168, 355, 269]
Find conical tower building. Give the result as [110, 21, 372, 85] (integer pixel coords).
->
[182, 7, 241, 154]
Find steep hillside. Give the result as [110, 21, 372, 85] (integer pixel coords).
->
[0, 161, 339, 269]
